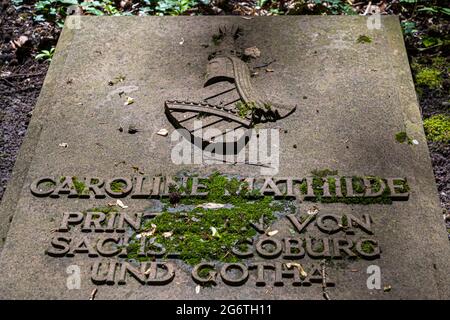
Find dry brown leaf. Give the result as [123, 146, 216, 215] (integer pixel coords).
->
[157, 128, 169, 136]
[244, 46, 261, 58]
[12, 35, 28, 49]
[124, 96, 134, 106]
[116, 199, 128, 209]
[285, 262, 308, 278]
[307, 205, 319, 215]
[196, 203, 225, 209]
[162, 231, 173, 238]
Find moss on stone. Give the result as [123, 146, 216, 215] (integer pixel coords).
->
[72, 177, 87, 195]
[235, 101, 256, 118]
[395, 131, 413, 144]
[356, 35, 372, 44]
[311, 169, 338, 177]
[341, 215, 348, 227]
[127, 173, 294, 265]
[423, 114, 450, 143]
[42, 181, 56, 189]
[128, 197, 278, 265]
[360, 240, 375, 254]
[110, 180, 126, 193]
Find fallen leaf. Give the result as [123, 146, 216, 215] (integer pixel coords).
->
[58, 143, 68, 148]
[267, 230, 278, 236]
[12, 35, 28, 48]
[144, 267, 153, 275]
[307, 206, 319, 215]
[139, 224, 157, 238]
[244, 46, 261, 58]
[285, 263, 308, 278]
[210, 226, 219, 237]
[412, 139, 419, 145]
[157, 128, 169, 136]
[119, 0, 131, 8]
[142, 230, 155, 237]
[195, 285, 201, 294]
[116, 199, 128, 209]
[124, 96, 134, 106]
[196, 203, 225, 209]
[162, 231, 173, 238]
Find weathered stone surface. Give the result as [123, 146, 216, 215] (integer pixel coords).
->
[0, 16, 449, 299]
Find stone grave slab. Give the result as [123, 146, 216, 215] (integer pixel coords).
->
[0, 16, 449, 299]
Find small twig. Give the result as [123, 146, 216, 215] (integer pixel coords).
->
[2, 86, 40, 94]
[321, 259, 331, 300]
[0, 72, 45, 79]
[0, 77, 17, 87]
[253, 59, 276, 69]
[222, 251, 231, 259]
[363, 1, 372, 16]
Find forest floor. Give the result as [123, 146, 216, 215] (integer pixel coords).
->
[0, 1, 449, 232]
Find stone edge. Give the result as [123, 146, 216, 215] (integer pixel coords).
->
[0, 18, 76, 252]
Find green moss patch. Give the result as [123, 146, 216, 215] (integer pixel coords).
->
[131, 197, 278, 265]
[311, 169, 338, 177]
[72, 177, 87, 195]
[356, 35, 372, 44]
[424, 114, 450, 143]
[395, 131, 414, 144]
[127, 173, 294, 265]
[235, 101, 257, 118]
[360, 240, 376, 254]
[126, 171, 405, 265]
[415, 67, 443, 89]
[110, 180, 127, 193]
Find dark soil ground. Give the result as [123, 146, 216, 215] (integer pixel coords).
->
[0, 0, 449, 222]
